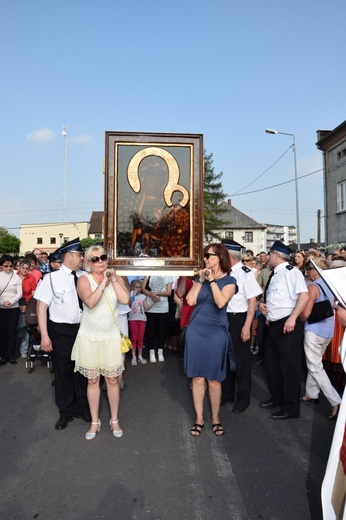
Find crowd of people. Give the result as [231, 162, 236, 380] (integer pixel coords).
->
[0, 238, 345, 442]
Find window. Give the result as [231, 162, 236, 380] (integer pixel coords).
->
[64, 237, 69, 243]
[95, 233, 102, 239]
[337, 152, 342, 160]
[244, 232, 253, 243]
[37, 237, 43, 245]
[337, 181, 346, 211]
[50, 237, 56, 244]
[225, 231, 233, 239]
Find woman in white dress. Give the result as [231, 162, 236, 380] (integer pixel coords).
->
[71, 246, 130, 440]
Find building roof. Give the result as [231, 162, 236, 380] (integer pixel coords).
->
[316, 120, 346, 150]
[219, 200, 266, 229]
[89, 211, 104, 234]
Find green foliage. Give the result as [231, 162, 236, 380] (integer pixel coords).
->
[80, 237, 104, 249]
[203, 151, 228, 240]
[0, 227, 20, 256]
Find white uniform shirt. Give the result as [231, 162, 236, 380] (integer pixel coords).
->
[227, 262, 262, 313]
[266, 262, 308, 322]
[34, 264, 82, 324]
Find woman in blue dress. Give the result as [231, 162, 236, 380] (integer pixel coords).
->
[185, 243, 237, 436]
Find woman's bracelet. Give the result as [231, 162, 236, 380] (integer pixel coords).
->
[111, 280, 118, 284]
[210, 281, 217, 286]
[209, 279, 215, 284]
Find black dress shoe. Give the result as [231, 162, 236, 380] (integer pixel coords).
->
[270, 411, 297, 420]
[74, 411, 92, 423]
[259, 399, 279, 409]
[9, 359, 17, 365]
[55, 417, 73, 430]
[232, 406, 247, 414]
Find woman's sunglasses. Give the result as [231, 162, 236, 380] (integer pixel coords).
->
[204, 253, 218, 260]
[90, 254, 107, 263]
[242, 259, 251, 263]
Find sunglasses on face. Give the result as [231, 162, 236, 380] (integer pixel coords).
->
[243, 259, 251, 262]
[204, 253, 218, 260]
[90, 254, 107, 263]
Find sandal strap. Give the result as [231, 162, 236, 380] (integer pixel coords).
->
[110, 419, 119, 424]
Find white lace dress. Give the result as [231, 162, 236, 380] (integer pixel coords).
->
[71, 274, 124, 379]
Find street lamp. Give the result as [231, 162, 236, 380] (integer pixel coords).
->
[265, 128, 300, 249]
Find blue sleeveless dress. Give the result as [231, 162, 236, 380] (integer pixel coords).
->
[184, 276, 237, 381]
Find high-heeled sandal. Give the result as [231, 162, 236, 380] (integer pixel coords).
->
[328, 405, 339, 421]
[109, 418, 123, 438]
[85, 419, 101, 440]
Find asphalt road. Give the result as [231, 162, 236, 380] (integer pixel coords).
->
[0, 349, 337, 520]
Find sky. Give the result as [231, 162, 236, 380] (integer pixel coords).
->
[1, 0, 345, 246]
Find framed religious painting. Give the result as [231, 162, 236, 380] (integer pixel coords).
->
[104, 131, 204, 274]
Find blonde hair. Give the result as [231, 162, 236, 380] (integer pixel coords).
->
[83, 245, 105, 271]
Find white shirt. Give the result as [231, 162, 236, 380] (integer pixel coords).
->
[266, 262, 308, 322]
[34, 264, 82, 324]
[227, 262, 262, 313]
[145, 276, 173, 314]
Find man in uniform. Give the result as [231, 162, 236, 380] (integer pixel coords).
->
[35, 238, 90, 430]
[258, 240, 309, 419]
[48, 250, 63, 272]
[221, 240, 262, 413]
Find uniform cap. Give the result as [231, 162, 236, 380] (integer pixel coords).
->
[59, 238, 83, 255]
[221, 239, 242, 252]
[270, 240, 292, 256]
[49, 250, 62, 263]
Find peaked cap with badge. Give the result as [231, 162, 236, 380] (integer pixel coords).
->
[58, 238, 84, 255]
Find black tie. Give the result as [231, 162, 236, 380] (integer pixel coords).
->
[71, 270, 83, 311]
[263, 270, 275, 304]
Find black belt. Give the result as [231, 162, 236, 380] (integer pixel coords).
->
[227, 311, 247, 315]
[266, 316, 290, 327]
[49, 320, 80, 328]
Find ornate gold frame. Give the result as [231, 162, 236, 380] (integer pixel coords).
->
[104, 131, 204, 274]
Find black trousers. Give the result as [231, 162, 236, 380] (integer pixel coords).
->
[48, 320, 88, 419]
[0, 307, 19, 361]
[264, 316, 303, 417]
[257, 313, 268, 362]
[222, 312, 252, 408]
[145, 312, 169, 353]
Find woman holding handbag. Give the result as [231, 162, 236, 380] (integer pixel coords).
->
[184, 243, 237, 437]
[71, 246, 130, 440]
[300, 258, 341, 419]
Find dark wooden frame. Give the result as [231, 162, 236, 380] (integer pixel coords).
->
[104, 131, 204, 273]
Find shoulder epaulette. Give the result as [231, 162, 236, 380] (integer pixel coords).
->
[242, 265, 251, 273]
[286, 265, 294, 271]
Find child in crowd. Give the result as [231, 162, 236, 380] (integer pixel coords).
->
[128, 280, 154, 365]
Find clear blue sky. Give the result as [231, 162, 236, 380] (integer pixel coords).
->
[1, 0, 345, 245]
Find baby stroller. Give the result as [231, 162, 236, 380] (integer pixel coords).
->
[25, 298, 53, 374]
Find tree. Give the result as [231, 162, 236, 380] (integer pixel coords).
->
[80, 237, 104, 249]
[203, 151, 228, 240]
[0, 227, 20, 256]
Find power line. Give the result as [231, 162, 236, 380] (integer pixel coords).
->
[231, 169, 323, 196]
[231, 145, 293, 195]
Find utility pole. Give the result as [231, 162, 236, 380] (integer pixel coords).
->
[62, 125, 68, 222]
